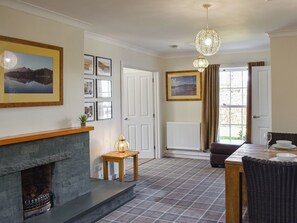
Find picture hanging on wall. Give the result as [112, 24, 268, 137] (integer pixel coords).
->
[96, 57, 112, 76]
[97, 79, 112, 98]
[84, 78, 94, 98]
[0, 35, 63, 108]
[84, 102, 96, 121]
[84, 54, 94, 75]
[166, 70, 202, 101]
[97, 101, 112, 120]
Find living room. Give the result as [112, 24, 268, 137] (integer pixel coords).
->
[1, 0, 297, 222]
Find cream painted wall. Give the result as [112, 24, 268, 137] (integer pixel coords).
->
[162, 51, 270, 151]
[84, 36, 162, 178]
[0, 4, 274, 179]
[162, 51, 271, 124]
[0, 6, 84, 136]
[271, 35, 297, 132]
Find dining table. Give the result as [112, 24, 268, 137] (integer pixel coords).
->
[225, 143, 297, 223]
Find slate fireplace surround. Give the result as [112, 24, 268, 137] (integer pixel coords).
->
[0, 127, 93, 223]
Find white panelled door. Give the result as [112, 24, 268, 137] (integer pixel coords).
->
[123, 68, 155, 158]
[251, 66, 272, 144]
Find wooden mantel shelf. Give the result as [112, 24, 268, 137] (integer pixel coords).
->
[0, 126, 94, 146]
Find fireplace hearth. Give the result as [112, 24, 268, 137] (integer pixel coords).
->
[21, 163, 54, 219]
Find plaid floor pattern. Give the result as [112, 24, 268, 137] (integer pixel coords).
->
[96, 158, 227, 223]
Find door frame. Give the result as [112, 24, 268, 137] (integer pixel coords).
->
[120, 62, 161, 159]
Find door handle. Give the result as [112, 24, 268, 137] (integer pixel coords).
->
[253, 115, 261, 119]
[124, 118, 129, 120]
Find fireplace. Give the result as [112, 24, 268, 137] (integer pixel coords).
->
[0, 127, 93, 223]
[21, 163, 54, 219]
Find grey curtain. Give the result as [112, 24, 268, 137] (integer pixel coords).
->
[246, 61, 265, 143]
[201, 64, 220, 151]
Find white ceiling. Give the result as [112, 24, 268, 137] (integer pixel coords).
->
[3, 0, 297, 57]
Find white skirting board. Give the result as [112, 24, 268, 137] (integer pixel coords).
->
[164, 149, 210, 160]
[166, 122, 201, 151]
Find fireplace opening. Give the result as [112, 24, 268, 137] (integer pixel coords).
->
[21, 163, 54, 220]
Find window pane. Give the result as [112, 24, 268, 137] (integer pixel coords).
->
[242, 126, 247, 141]
[242, 70, 248, 88]
[220, 89, 230, 105]
[231, 125, 242, 141]
[242, 88, 247, 105]
[220, 71, 230, 88]
[219, 125, 230, 142]
[231, 89, 242, 105]
[242, 108, 247, 124]
[231, 71, 242, 88]
[231, 108, 242, 125]
[220, 107, 230, 124]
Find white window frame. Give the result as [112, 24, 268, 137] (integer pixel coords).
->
[218, 67, 248, 143]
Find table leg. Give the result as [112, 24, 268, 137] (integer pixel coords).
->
[225, 164, 242, 223]
[133, 154, 138, 181]
[103, 158, 109, 180]
[119, 160, 124, 182]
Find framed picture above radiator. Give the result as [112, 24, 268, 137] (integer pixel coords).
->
[166, 70, 202, 101]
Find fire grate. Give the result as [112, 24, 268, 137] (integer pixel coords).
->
[23, 192, 53, 219]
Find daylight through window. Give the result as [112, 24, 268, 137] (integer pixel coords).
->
[218, 67, 248, 143]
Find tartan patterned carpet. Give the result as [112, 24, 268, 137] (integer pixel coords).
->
[96, 158, 230, 223]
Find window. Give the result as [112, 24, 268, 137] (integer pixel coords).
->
[218, 67, 248, 143]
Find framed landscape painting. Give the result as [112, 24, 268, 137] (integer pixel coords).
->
[84, 54, 94, 75]
[166, 70, 202, 101]
[0, 35, 63, 108]
[96, 57, 112, 76]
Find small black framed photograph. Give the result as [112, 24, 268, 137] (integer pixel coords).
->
[84, 54, 94, 75]
[96, 56, 112, 76]
[97, 79, 112, 98]
[84, 102, 96, 122]
[97, 101, 112, 120]
[84, 78, 94, 98]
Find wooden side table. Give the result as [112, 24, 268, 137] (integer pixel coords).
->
[101, 150, 139, 182]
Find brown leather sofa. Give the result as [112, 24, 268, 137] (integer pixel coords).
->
[210, 142, 244, 167]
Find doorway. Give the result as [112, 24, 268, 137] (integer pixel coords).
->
[122, 67, 159, 159]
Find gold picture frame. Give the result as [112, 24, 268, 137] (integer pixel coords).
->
[166, 70, 202, 101]
[0, 35, 63, 108]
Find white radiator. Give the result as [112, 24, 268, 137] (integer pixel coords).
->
[166, 122, 201, 151]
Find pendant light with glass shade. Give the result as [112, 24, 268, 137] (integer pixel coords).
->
[193, 55, 209, 73]
[195, 4, 221, 56]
